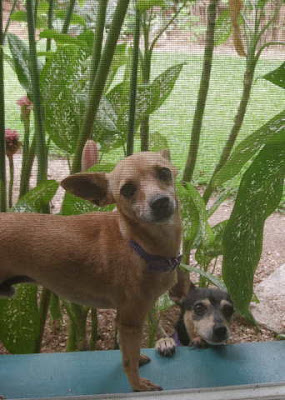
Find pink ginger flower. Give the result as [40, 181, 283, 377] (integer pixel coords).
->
[81, 140, 100, 171]
[5, 129, 21, 157]
[16, 96, 33, 118]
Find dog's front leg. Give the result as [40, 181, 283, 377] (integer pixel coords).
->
[118, 321, 162, 391]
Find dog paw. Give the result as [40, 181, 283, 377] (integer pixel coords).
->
[139, 354, 151, 366]
[155, 337, 176, 357]
[134, 378, 162, 391]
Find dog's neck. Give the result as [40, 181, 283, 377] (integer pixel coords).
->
[118, 212, 182, 258]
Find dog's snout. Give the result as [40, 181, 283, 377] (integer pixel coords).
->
[213, 324, 227, 341]
[150, 195, 173, 221]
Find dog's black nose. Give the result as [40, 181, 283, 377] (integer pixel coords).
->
[213, 325, 227, 341]
[150, 195, 173, 220]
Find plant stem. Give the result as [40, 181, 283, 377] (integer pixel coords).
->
[69, 303, 89, 350]
[182, 0, 219, 183]
[127, 7, 140, 156]
[147, 307, 159, 348]
[26, 0, 47, 184]
[0, 0, 7, 212]
[46, 0, 55, 54]
[20, 134, 36, 197]
[203, 3, 282, 203]
[89, 308, 98, 350]
[8, 155, 14, 208]
[150, 2, 185, 52]
[3, 0, 18, 41]
[67, 318, 77, 351]
[140, 13, 151, 151]
[72, 0, 130, 174]
[34, 0, 39, 27]
[61, 0, 76, 34]
[203, 54, 257, 203]
[19, 112, 31, 197]
[89, 0, 108, 90]
[35, 288, 51, 353]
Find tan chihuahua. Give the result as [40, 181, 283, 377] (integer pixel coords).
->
[0, 150, 182, 392]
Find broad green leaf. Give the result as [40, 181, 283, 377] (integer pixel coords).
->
[94, 97, 123, 152]
[41, 45, 121, 154]
[78, 30, 95, 52]
[177, 182, 214, 261]
[41, 45, 89, 154]
[214, 9, 232, 46]
[180, 263, 226, 290]
[7, 33, 32, 94]
[12, 180, 59, 213]
[105, 43, 128, 92]
[213, 110, 285, 187]
[107, 82, 130, 134]
[10, 10, 46, 28]
[223, 143, 285, 320]
[156, 293, 175, 312]
[137, 0, 166, 12]
[177, 182, 203, 248]
[49, 294, 62, 322]
[10, 10, 27, 22]
[195, 220, 228, 266]
[263, 61, 285, 89]
[0, 285, 40, 354]
[61, 192, 98, 216]
[256, 0, 270, 8]
[54, 10, 86, 26]
[138, 62, 185, 117]
[149, 131, 169, 151]
[40, 30, 89, 49]
[107, 63, 184, 135]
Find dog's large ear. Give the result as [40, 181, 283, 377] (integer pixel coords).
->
[159, 149, 171, 161]
[61, 173, 114, 206]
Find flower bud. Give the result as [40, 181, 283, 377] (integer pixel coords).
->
[16, 96, 33, 119]
[5, 129, 21, 157]
[81, 140, 100, 171]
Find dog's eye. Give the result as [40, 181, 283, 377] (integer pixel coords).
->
[222, 304, 234, 319]
[120, 183, 137, 198]
[157, 167, 172, 182]
[194, 303, 207, 316]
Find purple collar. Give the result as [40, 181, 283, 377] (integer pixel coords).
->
[129, 240, 182, 273]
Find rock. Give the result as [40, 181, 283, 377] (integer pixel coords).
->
[251, 264, 285, 333]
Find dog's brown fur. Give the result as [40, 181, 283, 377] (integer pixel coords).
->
[0, 151, 182, 391]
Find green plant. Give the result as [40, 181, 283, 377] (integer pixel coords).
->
[174, 0, 284, 315]
[137, 0, 189, 151]
[203, 0, 284, 202]
[0, 0, 7, 212]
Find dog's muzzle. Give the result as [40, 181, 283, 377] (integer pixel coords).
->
[150, 195, 174, 221]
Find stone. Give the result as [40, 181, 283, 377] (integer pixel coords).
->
[251, 264, 285, 333]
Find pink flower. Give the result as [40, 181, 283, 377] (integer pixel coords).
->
[16, 96, 33, 118]
[5, 129, 21, 156]
[81, 140, 100, 171]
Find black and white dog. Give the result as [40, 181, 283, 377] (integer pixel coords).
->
[156, 285, 234, 357]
